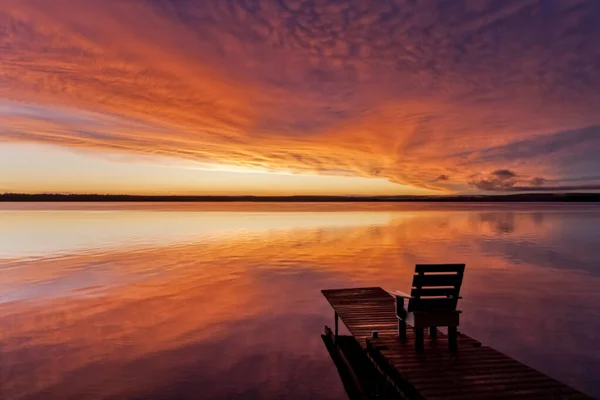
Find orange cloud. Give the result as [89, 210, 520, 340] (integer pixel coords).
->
[1, 0, 600, 192]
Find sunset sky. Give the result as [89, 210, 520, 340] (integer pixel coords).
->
[1, 0, 600, 195]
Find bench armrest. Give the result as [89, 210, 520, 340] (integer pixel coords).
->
[388, 290, 413, 299]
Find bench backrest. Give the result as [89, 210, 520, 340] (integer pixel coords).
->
[408, 264, 465, 312]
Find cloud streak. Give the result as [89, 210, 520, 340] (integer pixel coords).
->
[1, 0, 600, 192]
[468, 169, 600, 193]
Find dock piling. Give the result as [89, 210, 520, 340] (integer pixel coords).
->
[334, 311, 339, 343]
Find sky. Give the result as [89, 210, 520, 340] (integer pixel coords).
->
[1, 0, 600, 195]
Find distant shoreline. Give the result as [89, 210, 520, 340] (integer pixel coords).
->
[2, 193, 600, 202]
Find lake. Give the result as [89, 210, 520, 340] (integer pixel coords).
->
[1, 202, 599, 399]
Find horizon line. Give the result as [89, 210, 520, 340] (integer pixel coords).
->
[2, 192, 600, 202]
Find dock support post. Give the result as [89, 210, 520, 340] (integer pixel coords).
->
[448, 326, 457, 351]
[334, 312, 339, 343]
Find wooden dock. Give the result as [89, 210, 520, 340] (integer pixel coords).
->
[322, 287, 592, 400]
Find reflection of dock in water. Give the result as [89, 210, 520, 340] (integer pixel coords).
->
[321, 287, 591, 400]
[322, 325, 402, 400]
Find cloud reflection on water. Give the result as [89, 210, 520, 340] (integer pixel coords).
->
[1, 203, 599, 399]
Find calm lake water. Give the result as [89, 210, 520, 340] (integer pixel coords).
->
[1, 202, 600, 399]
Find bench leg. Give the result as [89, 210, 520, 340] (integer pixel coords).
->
[429, 326, 437, 339]
[415, 328, 424, 352]
[448, 326, 457, 351]
[398, 319, 407, 342]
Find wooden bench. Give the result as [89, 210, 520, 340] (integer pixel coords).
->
[392, 263, 465, 352]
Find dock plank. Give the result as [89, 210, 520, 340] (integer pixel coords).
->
[322, 287, 591, 400]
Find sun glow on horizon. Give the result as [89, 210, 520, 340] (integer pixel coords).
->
[0, 143, 436, 196]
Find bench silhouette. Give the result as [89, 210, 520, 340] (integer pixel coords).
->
[392, 263, 465, 352]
